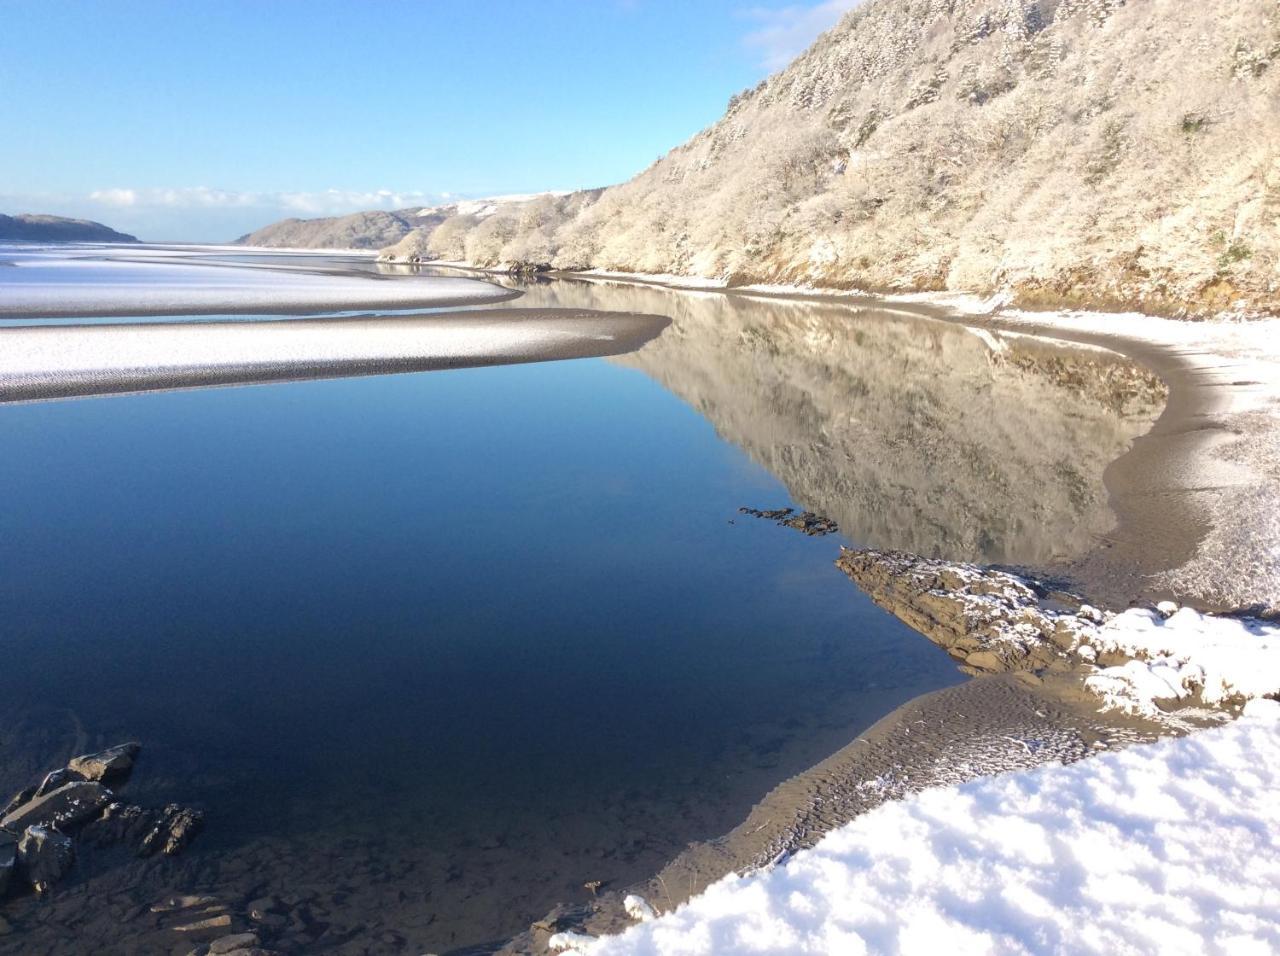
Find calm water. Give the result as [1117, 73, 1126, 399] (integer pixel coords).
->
[0, 251, 1164, 953]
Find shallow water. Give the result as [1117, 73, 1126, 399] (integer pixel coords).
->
[0, 250, 1164, 954]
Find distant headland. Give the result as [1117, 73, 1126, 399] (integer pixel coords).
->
[0, 213, 138, 243]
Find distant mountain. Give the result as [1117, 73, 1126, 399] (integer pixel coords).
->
[236, 194, 572, 251]
[0, 213, 138, 243]
[380, 0, 1279, 317]
[233, 209, 443, 250]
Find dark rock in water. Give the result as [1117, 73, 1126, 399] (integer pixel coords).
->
[82, 800, 204, 856]
[35, 767, 86, 797]
[784, 512, 839, 536]
[0, 781, 113, 833]
[81, 802, 156, 848]
[0, 828, 16, 897]
[1, 787, 34, 819]
[17, 825, 75, 893]
[739, 506, 840, 536]
[139, 804, 204, 857]
[68, 742, 141, 782]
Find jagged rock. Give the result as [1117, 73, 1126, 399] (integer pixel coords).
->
[81, 802, 156, 848]
[34, 767, 86, 796]
[836, 548, 1103, 673]
[67, 742, 141, 781]
[0, 829, 16, 897]
[17, 825, 75, 893]
[740, 506, 840, 536]
[0, 781, 113, 833]
[1, 787, 34, 818]
[139, 804, 204, 856]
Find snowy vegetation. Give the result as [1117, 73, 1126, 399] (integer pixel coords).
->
[383, 0, 1280, 316]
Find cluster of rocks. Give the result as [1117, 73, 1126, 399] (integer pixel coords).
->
[150, 894, 281, 956]
[0, 742, 203, 900]
[834, 548, 1112, 677]
[739, 507, 840, 537]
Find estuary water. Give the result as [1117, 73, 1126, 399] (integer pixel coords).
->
[0, 248, 1165, 953]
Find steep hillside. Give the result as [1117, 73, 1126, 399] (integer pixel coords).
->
[383, 0, 1280, 316]
[0, 213, 137, 243]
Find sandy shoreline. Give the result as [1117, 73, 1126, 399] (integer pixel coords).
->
[404, 265, 1278, 954]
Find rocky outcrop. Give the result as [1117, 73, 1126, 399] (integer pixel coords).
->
[0, 213, 137, 243]
[67, 742, 140, 781]
[835, 548, 1105, 676]
[739, 507, 839, 536]
[140, 804, 204, 857]
[16, 826, 74, 894]
[0, 781, 113, 833]
[0, 742, 202, 901]
[0, 831, 15, 897]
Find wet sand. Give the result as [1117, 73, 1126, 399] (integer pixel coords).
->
[503, 671, 1167, 952]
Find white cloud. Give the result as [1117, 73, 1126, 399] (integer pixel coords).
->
[741, 0, 864, 71]
[86, 186, 443, 216]
[3, 186, 455, 241]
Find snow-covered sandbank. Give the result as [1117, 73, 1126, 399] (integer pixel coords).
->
[0, 245, 516, 317]
[0, 309, 671, 403]
[558, 699, 1280, 956]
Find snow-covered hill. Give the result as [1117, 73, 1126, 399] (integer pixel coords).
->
[383, 0, 1279, 316]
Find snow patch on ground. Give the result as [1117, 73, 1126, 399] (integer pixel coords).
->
[581, 701, 1280, 956]
[1085, 606, 1280, 718]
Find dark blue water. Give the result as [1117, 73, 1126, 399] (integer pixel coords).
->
[0, 252, 1163, 953]
[0, 328, 960, 951]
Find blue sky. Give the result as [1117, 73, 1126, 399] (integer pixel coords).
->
[1, 0, 857, 241]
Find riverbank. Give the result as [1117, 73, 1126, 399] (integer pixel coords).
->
[443, 267, 1280, 954]
[440, 262, 1280, 614]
